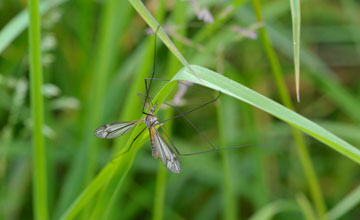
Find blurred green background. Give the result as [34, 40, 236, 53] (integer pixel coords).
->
[1, 0, 360, 219]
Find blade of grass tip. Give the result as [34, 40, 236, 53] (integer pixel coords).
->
[327, 184, 360, 220]
[28, 0, 48, 219]
[289, 0, 301, 102]
[251, 0, 327, 217]
[0, 0, 68, 54]
[128, 0, 202, 83]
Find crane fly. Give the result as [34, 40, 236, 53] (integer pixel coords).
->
[94, 102, 181, 173]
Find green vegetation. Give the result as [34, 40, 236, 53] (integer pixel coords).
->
[1, 0, 360, 219]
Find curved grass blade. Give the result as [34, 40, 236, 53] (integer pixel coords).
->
[172, 65, 360, 164]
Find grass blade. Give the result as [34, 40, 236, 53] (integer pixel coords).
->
[173, 65, 360, 164]
[289, 0, 301, 102]
[28, 0, 48, 219]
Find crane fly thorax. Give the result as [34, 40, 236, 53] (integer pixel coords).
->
[145, 114, 158, 128]
[144, 104, 158, 128]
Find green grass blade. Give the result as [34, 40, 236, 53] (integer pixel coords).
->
[289, 0, 301, 102]
[28, 0, 48, 219]
[0, 0, 68, 54]
[328, 184, 360, 220]
[173, 65, 360, 164]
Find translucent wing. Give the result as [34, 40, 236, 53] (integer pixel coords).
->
[151, 128, 181, 174]
[94, 120, 142, 139]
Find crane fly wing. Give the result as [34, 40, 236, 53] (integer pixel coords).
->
[94, 120, 142, 139]
[151, 128, 181, 174]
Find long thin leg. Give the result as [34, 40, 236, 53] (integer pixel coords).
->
[137, 92, 153, 116]
[138, 93, 251, 156]
[165, 102, 216, 149]
[161, 92, 222, 123]
[159, 125, 251, 156]
[112, 126, 147, 160]
[137, 92, 146, 105]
